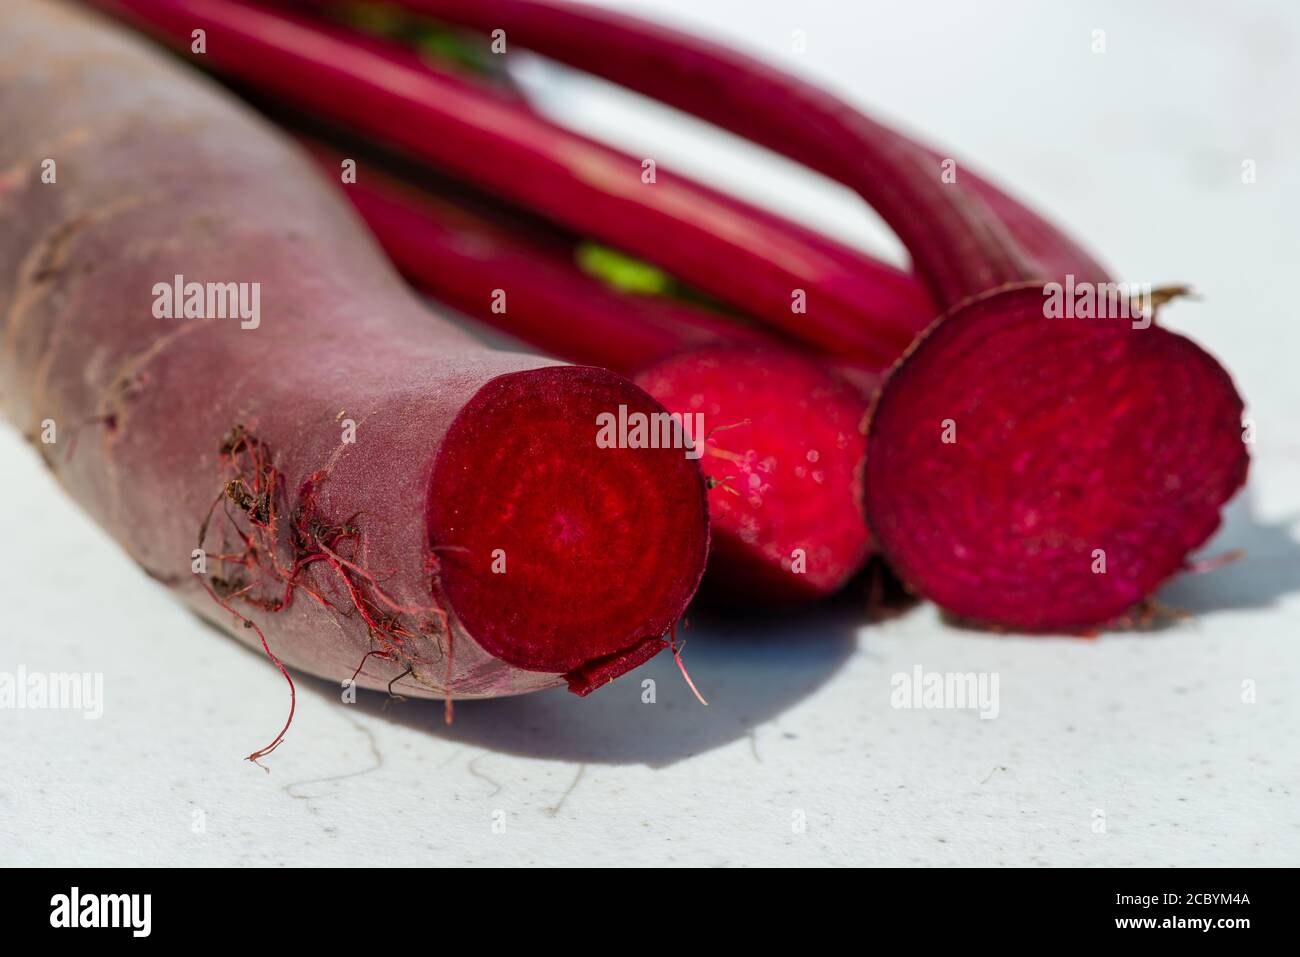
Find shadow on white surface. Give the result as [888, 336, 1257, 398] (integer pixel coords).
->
[282, 592, 866, 767]
[1158, 489, 1300, 616]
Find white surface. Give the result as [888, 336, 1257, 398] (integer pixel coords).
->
[3, 0, 1299, 867]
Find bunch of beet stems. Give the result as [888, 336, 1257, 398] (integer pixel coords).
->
[86, 0, 936, 366]
[96, 0, 1250, 631]
[88, 0, 948, 604]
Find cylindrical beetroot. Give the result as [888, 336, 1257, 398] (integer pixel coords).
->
[0, 0, 708, 736]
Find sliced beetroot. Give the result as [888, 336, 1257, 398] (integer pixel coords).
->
[428, 365, 709, 676]
[864, 286, 1249, 631]
[634, 346, 869, 603]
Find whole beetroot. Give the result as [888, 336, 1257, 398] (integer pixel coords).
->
[0, 0, 709, 759]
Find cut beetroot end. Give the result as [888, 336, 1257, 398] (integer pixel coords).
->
[563, 635, 668, 697]
[428, 365, 709, 677]
[864, 285, 1249, 631]
[634, 345, 871, 603]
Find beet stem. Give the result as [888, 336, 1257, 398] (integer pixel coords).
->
[89, 0, 937, 365]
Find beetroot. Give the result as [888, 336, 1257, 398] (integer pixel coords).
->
[328, 158, 871, 602]
[103, 0, 1252, 627]
[0, 0, 709, 764]
[636, 348, 868, 602]
[368, 0, 1251, 629]
[865, 286, 1249, 630]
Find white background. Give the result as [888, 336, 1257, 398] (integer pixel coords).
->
[3, 0, 1298, 866]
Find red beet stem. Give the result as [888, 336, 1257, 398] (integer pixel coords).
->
[913, 145, 1112, 287]
[300, 144, 773, 370]
[320, 0, 1106, 305]
[88, 0, 936, 366]
[314, 148, 873, 601]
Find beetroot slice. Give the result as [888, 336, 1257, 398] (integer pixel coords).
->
[864, 286, 1249, 631]
[634, 346, 870, 602]
[428, 365, 709, 676]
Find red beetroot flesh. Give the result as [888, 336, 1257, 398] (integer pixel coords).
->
[636, 348, 868, 602]
[864, 286, 1249, 631]
[336, 160, 870, 601]
[430, 366, 709, 673]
